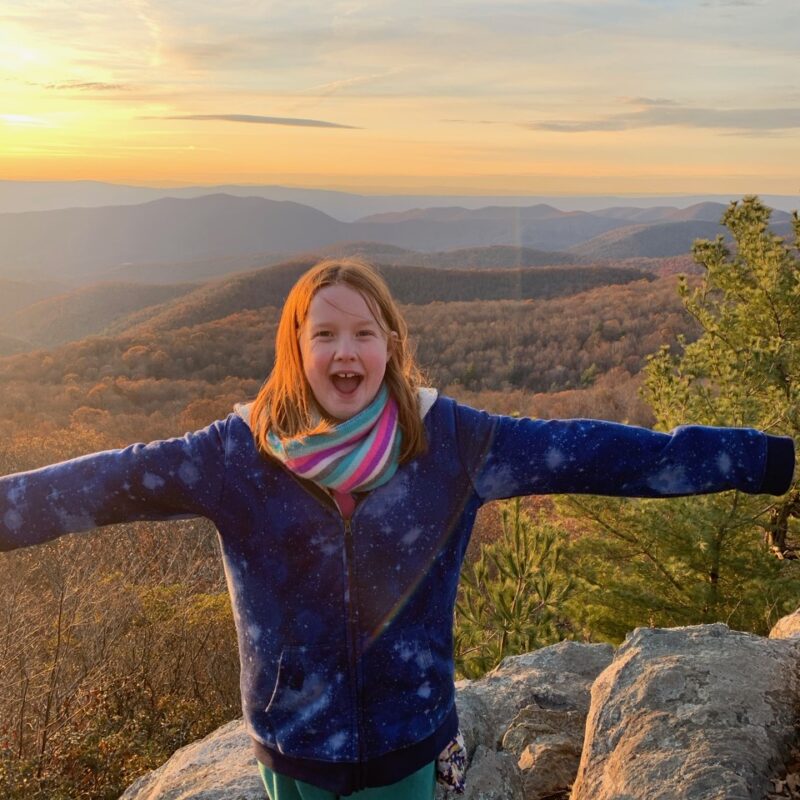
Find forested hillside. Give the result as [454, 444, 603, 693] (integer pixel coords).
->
[0, 278, 71, 318]
[0, 333, 29, 357]
[0, 259, 653, 352]
[0, 282, 198, 350]
[1, 198, 796, 800]
[111, 261, 651, 336]
[0, 276, 696, 445]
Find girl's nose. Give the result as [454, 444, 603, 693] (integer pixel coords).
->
[334, 336, 357, 359]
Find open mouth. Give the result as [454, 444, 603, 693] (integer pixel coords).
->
[330, 372, 363, 395]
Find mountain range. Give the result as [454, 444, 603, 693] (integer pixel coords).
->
[2, 180, 798, 220]
[2, 193, 793, 284]
[0, 258, 654, 353]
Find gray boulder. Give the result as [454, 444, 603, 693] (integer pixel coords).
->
[502, 705, 585, 799]
[570, 623, 800, 800]
[456, 641, 614, 752]
[440, 642, 612, 800]
[447, 745, 524, 800]
[118, 719, 263, 800]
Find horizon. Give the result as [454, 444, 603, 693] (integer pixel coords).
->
[2, 1, 799, 195]
[6, 176, 800, 200]
[2, 177, 799, 217]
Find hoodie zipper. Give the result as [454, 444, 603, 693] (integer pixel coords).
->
[342, 513, 367, 790]
[278, 467, 366, 785]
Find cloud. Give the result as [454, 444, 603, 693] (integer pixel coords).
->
[442, 118, 504, 125]
[41, 81, 131, 91]
[162, 38, 248, 69]
[142, 113, 359, 129]
[524, 102, 800, 134]
[700, 0, 765, 6]
[624, 97, 679, 107]
[302, 70, 402, 97]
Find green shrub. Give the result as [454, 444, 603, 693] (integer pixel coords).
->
[454, 498, 574, 679]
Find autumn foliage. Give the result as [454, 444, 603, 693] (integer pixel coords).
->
[2, 205, 795, 797]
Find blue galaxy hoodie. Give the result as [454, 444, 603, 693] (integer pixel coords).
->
[0, 391, 794, 793]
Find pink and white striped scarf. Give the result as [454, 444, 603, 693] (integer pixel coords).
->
[265, 383, 401, 494]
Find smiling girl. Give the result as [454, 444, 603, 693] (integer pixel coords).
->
[0, 259, 795, 799]
[298, 282, 395, 423]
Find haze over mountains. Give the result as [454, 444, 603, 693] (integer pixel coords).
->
[1, 187, 793, 284]
[2, 180, 798, 220]
[0, 180, 794, 362]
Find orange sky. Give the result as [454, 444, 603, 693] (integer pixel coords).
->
[2, 0, 799, 195]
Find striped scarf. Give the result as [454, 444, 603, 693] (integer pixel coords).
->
[266, 384, 401, 493]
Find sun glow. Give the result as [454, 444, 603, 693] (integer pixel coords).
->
[2, 114, 49, 127]
[0, 1, 797, 193]
[0, 38, 40, 68]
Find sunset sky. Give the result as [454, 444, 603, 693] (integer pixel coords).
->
[2, 0, 798, 195]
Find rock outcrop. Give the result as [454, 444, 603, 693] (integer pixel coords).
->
[118, 719, 264, 800]
[445, 641, 613, 799]
[770, 608, 800, 640]
[120, 613, 800, 800]
[571, 623, 800, 800]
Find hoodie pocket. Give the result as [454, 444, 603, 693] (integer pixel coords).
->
[361, 626, 451, 755]
[264, 644, 355, 761]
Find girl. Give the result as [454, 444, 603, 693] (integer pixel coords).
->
[0, 259, 795, 800]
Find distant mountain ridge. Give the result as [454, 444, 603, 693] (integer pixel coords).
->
[568, 221, 727, 260]
[5, 195, 782, 283]
[290, 242, 585, 270]
[0, 195, 348, 278]
[2, 180, 798, 220]
[358, 204, 569, 223]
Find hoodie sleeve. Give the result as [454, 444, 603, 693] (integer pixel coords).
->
[0, 418, 230, 552]
[453, 402, 795, 503]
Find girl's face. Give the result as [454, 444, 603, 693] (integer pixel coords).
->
[298, 283, 393, 422]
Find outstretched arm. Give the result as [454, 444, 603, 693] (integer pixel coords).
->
[0, 417, 230, 551]
[454, 403, 795, 503]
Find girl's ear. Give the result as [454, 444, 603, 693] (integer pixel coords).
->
[387, 330, 399, 362]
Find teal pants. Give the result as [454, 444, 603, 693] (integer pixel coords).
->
[258, 761, 436, 800]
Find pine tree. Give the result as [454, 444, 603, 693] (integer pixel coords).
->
[562, 196, 800, 642]
[454, 498, 572, 679]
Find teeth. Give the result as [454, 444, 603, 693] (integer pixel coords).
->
[334, 372, 359, 378]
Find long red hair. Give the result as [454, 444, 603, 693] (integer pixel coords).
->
[250, 259, 428, 463]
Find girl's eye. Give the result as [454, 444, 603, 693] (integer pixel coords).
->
[313, 331, 333, 338]
[358, 330, 376, 337]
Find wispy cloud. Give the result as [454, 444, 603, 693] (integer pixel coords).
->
[143, 113, 359, 129]
[524, 100, 800, 135]
[302, 71, 402, 97]
[442, 119, 505, 125]
[624, 97, 679, 107]
[41, 81, 131, 91]
[700, 0, 765, 6]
